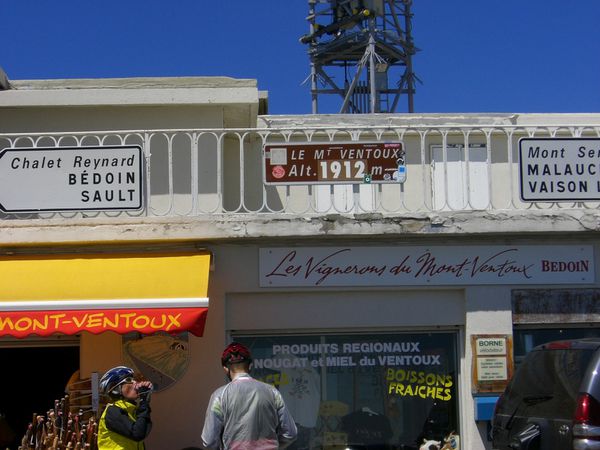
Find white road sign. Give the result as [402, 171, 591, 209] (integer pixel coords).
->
[519, 138, 600, 201]
[0, 146, 144, 213]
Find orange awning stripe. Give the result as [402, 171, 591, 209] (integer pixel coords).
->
[0, 306, 208, 338]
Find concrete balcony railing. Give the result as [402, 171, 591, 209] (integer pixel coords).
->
[1, 115, 599, 221]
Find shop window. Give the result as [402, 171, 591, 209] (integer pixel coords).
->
[235, 332, 459, 450]
[512, 288, 600, 366]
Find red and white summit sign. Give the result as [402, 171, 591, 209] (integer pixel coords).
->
[263, 141, 403, 185]
[259, 246, 594, 287]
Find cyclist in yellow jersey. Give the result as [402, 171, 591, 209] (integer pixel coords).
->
[97, 366, 153, 450]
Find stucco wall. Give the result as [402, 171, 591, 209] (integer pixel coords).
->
[1, 85, 599, 450]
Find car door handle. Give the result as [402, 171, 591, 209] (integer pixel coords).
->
[558, 424, 570, 436]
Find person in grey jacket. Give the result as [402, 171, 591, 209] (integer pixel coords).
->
[201, 342, 297, 450]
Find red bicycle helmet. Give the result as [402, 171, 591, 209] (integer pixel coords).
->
[221, 342, 252, 366]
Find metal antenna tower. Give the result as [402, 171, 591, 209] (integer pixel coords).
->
[301, 0, 418, 114]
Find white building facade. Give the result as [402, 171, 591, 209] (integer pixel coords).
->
[1, 76, 599, 450]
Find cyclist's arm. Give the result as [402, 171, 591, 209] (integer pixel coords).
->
[105, 401, 152, 442]
[275, 391, 297, 448]
[201, 393, 224, 449]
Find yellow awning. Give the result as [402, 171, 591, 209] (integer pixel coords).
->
[0, 251, 210, 337]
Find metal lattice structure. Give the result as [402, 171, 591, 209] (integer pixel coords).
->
[301, 0, 419, 114]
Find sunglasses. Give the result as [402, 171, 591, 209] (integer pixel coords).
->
[117, 377, 135, 387]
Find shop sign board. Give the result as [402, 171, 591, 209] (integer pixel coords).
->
[263, 141, 404, 185]
[0, 145, 144, 213]
[0, 306, 208, 338]
[477, 357, 508, 381]
[475, 337, 507, 355]
[519, 138, 600, 201]
[259, 245, 594, 287]
[471, 334, 513, 393]
[241, 332, 459, 404]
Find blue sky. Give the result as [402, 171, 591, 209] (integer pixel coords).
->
[1, 0, 599, 114]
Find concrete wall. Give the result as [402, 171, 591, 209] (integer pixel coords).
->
[140, 241, 515, 450]
[464, 287, 513, 450]
[1, 88, 599, 450]
[256, 114, 600, 214]
[67, 237, 598, 450]
[0, 77, 262, 217]
[0, 105, 224, 133]
[13, 236, 594, 450]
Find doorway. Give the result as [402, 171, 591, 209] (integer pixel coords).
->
[0, 345, 79, 449]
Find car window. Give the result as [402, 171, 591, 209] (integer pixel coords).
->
[503, 348, 593, 419]
[513, 328, 600, 368]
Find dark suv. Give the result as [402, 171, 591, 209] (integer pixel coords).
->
[492, 338, 600, 450]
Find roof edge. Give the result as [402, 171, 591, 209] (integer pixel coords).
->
[7, 76, 257, 90]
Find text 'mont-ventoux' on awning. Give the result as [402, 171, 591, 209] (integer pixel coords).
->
[0, 251, 210, 338]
